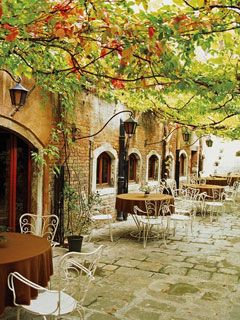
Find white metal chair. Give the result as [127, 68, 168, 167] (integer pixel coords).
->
[205, 189, 225, 222]
[81, 192, 113, 242]
[224, 181, 240, 207]
[166, 179, 177, 194]
[189, 174, 198, 184]
[134, 200, 171, 248]
[19, 213, 59, 247]
[169, 202, 194, 237]
[193, 192, 208, 217]
[7, 245, 103, 320]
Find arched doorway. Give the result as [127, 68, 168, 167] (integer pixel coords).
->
[0, 128, 34, 232]
[179, 153, 187, 176]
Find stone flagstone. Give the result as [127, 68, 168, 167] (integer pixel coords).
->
[2, 204, 240, 320]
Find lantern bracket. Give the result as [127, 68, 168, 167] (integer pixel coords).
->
[71, 110, 137, 141]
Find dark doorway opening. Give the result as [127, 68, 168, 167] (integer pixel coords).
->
[0, 129, 32, 231]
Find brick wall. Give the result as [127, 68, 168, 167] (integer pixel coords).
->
[51, 93, 198, 222]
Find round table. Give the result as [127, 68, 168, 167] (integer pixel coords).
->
[182, 184, 225, 197]
[0, 232, 53, 315]
[115, 193, 174, 215]
[214, 175, 240, 186]
[205, 177, 228, 186]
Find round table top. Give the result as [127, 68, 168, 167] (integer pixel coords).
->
[0, 232, 51, 265]
[205, 177, 227, 181]
[183, 183, 225, 190]
[116, 193, 174, 201]
[205, 177, 228, 186]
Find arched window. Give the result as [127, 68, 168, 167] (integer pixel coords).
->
[128, 153, 137, 182]
[148, 155, 158, 180]
[180, 153, 186, 176]
[97, 152, 111, 186]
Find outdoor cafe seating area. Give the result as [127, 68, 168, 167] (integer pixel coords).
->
[1, 175, 240, 319]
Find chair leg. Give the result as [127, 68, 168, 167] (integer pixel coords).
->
[162, 230, 167, 247]
[76, 303, 85, 320]
[185, 221, 189, 236]
[17, 308, 21, 320]
[143, 224, 149, 248]
[108, 220, 113, 242]
[172, 220, 177, 236]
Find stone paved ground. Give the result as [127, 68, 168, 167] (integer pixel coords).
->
[2, 202, 240, 320]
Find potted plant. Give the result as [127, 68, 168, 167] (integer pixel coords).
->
[139, 183, 154, 196]
[64, 183, 104, 252]
[64, 184, 92, 252]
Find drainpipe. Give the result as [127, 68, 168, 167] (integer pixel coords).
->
[175, 126, 180, 189]
[161, 123, 168, 180]
[117, 119, 127, 220]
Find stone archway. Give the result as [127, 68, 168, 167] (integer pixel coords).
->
[0, 118, 44, 231]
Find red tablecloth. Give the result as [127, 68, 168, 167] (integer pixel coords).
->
[205, 177, 228, 186]
[0, 232, 53, 315]
[115, 193, 174, 214]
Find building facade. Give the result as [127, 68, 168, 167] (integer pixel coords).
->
[0, 74, 199, 240]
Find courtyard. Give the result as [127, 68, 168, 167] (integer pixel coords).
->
[82, 208, 240, 320]
[2, 201, 240, 320]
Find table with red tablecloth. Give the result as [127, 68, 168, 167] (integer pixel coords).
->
[0, 232, 53, 315]
[182, 183, 225, 197]
[115, 193, 174, 215]
[205, 177, 228, 186]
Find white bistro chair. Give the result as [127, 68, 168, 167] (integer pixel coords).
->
[205, 189, 225, 222]
[7, 245, 103, 320]
[133, 200, 171, 248]
[169, 201, 195, 237]
[81, 192, 113, 242]
[19, 213, 59, 247]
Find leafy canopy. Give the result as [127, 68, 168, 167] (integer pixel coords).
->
[0, 0, 239, 138]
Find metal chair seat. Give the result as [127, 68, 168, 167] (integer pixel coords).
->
[21, 289, 77, 316]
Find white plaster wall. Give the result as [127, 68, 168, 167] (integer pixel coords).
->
[202, 136, 240, 176]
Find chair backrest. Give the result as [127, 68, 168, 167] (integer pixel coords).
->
[57, 245, 104, 304]
[166, 179, 177, 191]
[189, 174, 198, 184]
[19, 213, 59, 244]
[233, 180, 240, 190]
[182, 187, 200, 200]
[145, 200, 171, 218]
[227, 176, 232, 186]
[212, 189, 224, 201]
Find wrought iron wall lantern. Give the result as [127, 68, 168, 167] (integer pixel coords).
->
[122, 115, 138, 137]
[205, 135, 213, 147]
[182, 128, 191, 143]
[1, 69, 30, 115]
[71, 110, 137, 141]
